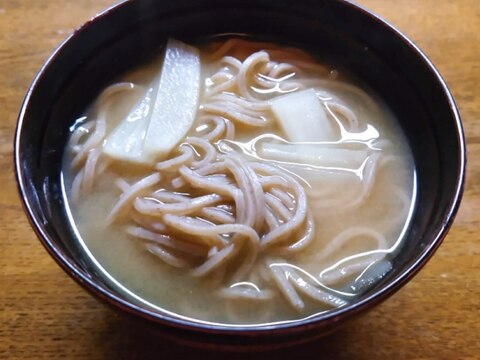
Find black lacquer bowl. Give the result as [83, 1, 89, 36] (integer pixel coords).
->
[14, 0, 465, 350]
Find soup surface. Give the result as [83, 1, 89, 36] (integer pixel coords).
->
[63, 38, 416, 325]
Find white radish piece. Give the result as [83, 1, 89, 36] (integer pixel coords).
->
[260, 142, 367, 169]
[103, 38, 201, 164]
[102, 87, 154, 162]
[143, 39, 201, 161]
[271, 88, 336, 142]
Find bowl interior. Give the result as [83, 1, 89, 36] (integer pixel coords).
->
[16, 0, 464, 342]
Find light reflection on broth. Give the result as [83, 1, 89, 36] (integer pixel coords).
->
[62, 37, 416, 325]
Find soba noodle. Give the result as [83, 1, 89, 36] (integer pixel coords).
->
[64, 38, 415, 324]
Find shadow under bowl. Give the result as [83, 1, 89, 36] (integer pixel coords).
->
[14, 0, 465, 350]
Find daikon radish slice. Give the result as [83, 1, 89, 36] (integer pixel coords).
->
[260, 142, 367, 169]
[271, 88, 336, 142]
[103, 87, 155, 162]
[103, 39, 200, 164]
[143, 39, 201, 161]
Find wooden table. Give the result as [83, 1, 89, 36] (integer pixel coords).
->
[1, 1, 478, 358]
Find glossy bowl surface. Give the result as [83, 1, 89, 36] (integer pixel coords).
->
[14, 0, 465, 349]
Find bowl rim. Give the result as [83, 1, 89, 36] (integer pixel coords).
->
[14, 0, 466, 336]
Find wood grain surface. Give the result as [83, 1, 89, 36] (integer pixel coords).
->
[1, 0, 478, 359]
